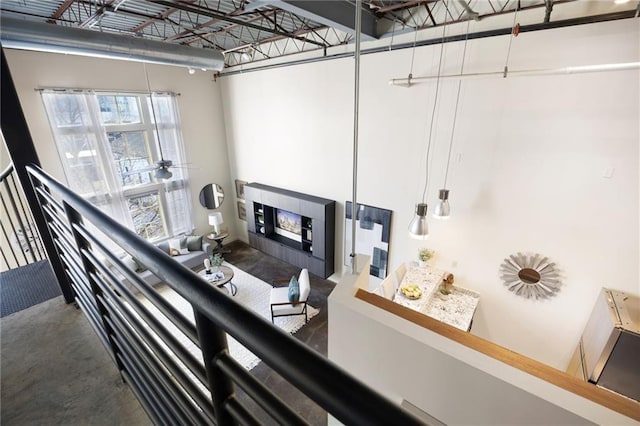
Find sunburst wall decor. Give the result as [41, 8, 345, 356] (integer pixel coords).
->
[500, 252, 561, 300]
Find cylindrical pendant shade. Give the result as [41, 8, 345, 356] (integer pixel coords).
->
[433, 189, 450, 219]
[408, 203, 429, 239]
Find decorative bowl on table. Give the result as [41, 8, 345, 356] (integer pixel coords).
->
[400, 284, 422, 300]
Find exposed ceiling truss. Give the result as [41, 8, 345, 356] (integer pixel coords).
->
[1, 0, 638, 71]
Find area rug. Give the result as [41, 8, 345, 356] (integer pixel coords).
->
[139, 262, 319, 372]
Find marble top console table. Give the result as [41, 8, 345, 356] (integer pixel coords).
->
[392, 264, 480, 332]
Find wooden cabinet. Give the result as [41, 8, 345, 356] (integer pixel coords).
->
[245, 183, 335, 278]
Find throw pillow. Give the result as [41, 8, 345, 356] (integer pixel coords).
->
[288, 275, 300, 303]
[155, 242, 170, 255]
[169, 237, 188, 256]
[169, 248, 188, 256]
[186, 235, 203, 252]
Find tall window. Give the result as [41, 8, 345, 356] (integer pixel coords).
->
[42, 90, 193, 242]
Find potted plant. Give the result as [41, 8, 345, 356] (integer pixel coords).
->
[210, 253, 224, 272]
[418, 248, 434, 267]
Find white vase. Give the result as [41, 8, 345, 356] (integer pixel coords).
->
[418, 260, 427, 267]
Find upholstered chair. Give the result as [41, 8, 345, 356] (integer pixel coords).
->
[269, 268, 311, 323]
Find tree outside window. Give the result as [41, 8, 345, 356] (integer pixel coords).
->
[128, 192, 167, 240]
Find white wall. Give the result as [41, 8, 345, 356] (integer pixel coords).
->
[221, 18, 639, 369]
[4, 50, 236, 239]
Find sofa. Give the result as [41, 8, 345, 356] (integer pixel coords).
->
[116, 235, 212, 293]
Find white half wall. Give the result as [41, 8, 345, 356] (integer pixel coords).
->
[327, 264, 637, 425]
[221, 18, 640, 369]
[3, 50, 235, 239]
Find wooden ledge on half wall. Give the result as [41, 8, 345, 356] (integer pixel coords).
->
[354, 287, 640, 423]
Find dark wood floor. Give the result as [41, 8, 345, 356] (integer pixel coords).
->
[223, 239, 336, 425]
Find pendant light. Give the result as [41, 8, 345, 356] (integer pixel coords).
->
[433, 19, 471, 219]
[409, 1, 448, 239]
[143, 63, 173, 180]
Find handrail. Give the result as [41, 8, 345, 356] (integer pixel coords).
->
[26, 164, 424, 425]
[0, 163, 14, 181]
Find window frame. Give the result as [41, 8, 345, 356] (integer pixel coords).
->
[42, 89, 192, 243]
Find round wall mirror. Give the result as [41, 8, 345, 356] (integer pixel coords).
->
[199, 184, 224, 209]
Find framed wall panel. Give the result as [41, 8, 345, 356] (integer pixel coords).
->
[344, 201, 392, 282]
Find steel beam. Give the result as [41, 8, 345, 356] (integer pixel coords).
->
[271, 0, 378, 40]
[48, 0, 77, 24]
[150, 0, 325, 47]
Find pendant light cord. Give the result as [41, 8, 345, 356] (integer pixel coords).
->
[143, 62, 166, 162]
[421, 2, 448, 203]
[443, 19, 471, 189]
[408, 26, 419, 78]
[503, 2, 520, 76]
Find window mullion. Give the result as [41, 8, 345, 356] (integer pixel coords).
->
[140, 94, 160, 162]
[86, 93, 135, 230]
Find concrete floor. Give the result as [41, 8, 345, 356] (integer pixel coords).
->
[1, 239, 335, 425]
[0, 295, 151, 425]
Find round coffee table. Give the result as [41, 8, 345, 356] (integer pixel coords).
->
[199, 265, 237, 296]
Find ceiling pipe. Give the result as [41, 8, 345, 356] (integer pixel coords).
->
[0, 16, 225, 71]
[389, 62, 640, 86]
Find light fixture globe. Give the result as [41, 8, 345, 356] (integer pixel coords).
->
[433, 189, 450, 219]
[155, 168, 172, 179]
[155, 159, 173, 179]
[409, 203, 429, 239]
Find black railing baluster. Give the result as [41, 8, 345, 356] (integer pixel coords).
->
[0, 245, 9, 267]
[63, 201, 124, 373]
[0, 189, 29, 266]
[215, 352, 307, 425]
[194, 309, 236, 426]
[9, 172, 44, 260]
[0, 218, 19, 267]
[30, 177, 75, 302]
[5, 176, 38, 263]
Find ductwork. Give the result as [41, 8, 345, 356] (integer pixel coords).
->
[0, 16, 225, 71]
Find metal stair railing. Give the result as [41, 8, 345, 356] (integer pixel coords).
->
[26, 164, 424, 426]
[0, 162, 45, 270]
